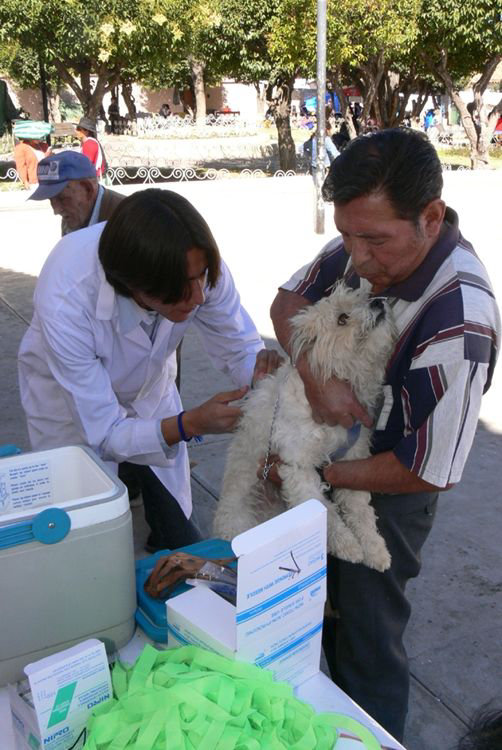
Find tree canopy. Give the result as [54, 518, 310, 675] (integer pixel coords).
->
[0, 0, 181, 116]
[1, 0, 500, 166]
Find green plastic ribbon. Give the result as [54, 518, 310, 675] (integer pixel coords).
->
[83, 645, 381, 750]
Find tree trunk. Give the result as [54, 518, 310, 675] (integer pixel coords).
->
[80, 68, 93, 114]
[52, 60, 119, 121]
[375, 69, 412, 128]
[449, 87, 486, 168]
[47, 90, 61, 123]
[266, 75, 296, 171]
[189, 58, 206, 126]
[433, 50, 501, 169]
[275, 112, 296, 171]
[410, 79, 431, 123]
[470, 57, 502, 168]
[121, 78, 137, 119]
[358, 51, 385, 126]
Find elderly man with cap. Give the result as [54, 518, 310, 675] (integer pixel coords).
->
[30, 150, 123, 235]
[75, 116, 107, 178]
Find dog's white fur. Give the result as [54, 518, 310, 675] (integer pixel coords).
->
[213, 282, 397, 571]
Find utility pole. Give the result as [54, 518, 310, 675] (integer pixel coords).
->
[314, 0, 327, 234]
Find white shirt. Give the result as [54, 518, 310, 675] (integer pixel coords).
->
[18, 222, 263, 517]
[87, 184, 105, 226]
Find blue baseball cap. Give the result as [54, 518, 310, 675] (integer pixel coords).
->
[29, 151, 96, 200]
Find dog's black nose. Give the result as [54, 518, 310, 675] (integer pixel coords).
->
[370, 298, 385, 310]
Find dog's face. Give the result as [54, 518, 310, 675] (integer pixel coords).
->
[290, 283, 396, 389]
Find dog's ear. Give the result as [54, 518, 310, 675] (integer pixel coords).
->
[289, 305, 322, 365]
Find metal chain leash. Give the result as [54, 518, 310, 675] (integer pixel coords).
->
[262, 392, 281, 482]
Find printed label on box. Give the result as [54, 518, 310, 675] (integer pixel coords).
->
[0, 461, 52, 515]
[236, 525, 326, 647]
[24, 640, 112, 750]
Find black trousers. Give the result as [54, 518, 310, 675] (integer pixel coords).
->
[322, 491, 438, 742]
[120, 462, 201, 550]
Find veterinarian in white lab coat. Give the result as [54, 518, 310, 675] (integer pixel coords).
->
[18, 188, 276, 551]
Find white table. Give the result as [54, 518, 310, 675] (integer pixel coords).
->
[0, 628, 405, 750]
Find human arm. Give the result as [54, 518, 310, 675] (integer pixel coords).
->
[159, 387, 248, 444]
[323, 451, 449, 494]
[31, 302, 245, 466]
[270, 288, 371, 427]
[192, 259, 267, 387]
[324, 324, 498, 493]
[325, 136, 340, 162]
[14, 144, 30, 188]
[259, 449, 448, 493]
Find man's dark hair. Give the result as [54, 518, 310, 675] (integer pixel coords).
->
[457, 706, 502, 750]
[322, 128, 443, 222]
[99, 188, 221, 302]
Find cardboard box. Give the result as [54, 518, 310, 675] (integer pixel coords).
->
[8, 639, 112, 750]
[167, 499, 327, 687]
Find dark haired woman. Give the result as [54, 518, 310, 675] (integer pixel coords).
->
[18, 189, 278, 551]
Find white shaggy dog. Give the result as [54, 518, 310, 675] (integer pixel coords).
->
[213, 282, 397, 571]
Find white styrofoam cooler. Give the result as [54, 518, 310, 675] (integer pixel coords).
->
[0, 445, 136, 685]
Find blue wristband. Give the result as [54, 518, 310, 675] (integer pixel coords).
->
[177, 411, 203, 444]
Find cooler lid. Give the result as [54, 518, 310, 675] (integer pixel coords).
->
[0, 445, 126, 527]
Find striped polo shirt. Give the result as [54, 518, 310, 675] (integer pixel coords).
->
[281, 208, 500, 487]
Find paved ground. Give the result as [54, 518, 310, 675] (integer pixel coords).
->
[1, 171, 501, 749]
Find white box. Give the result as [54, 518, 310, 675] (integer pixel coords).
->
[167, 499, 327, 687]
[8, 639, 112, 750]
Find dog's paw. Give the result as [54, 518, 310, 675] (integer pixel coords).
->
[328, 521, 365, 564]
[362, 537, 392, 572]
[212, 513, 252, 541]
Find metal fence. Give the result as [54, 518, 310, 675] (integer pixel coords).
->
[122, 113, 260, 139]
[0, 120, 312, 187]
[0, 118, 484, 190]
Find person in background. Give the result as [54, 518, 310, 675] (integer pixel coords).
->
[423, 108, 436, 132]
[29, 151, 122, 235]
[14, 137, 51, 190]
[303, 123, 340, 175]
[159, 103, 171, 118]
[75, 116, 107, 179]
[108, 95, 120, 134]
[18, 188, 280, 553]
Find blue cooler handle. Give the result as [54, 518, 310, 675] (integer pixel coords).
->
[0, 444, 22, 458]
[0, 508, 71, 550]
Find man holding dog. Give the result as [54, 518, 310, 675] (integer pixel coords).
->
[270, 128, 500, 741]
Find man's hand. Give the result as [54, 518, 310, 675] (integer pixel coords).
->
[270, 289, 370, 428]
[296, 354, 372, 428]
[252, 349, 284, 386]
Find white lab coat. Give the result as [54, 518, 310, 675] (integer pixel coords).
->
[18, 222, 263, 518]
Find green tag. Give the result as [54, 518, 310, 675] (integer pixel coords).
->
[83, 646, 382, 750]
